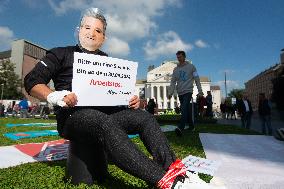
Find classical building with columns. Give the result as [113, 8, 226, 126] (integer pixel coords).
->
[135, 60, 221, 110]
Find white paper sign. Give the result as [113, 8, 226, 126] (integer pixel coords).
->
[182, 155, 221, 176]
[72, 52, 138, 106]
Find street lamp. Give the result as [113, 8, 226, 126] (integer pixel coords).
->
[0, 83, 4, 101]
[224, 71, 227, 98]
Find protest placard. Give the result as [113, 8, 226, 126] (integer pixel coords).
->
[72, 52, 138, 106]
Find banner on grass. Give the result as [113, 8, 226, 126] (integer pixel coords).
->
[6, 122, 57, 128]
[0, 139, 69, 169]
[182, 155, 221, 176]
[4, 130, 58, 140]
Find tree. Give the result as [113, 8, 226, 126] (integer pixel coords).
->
[0, 60, 23, 99]
[228, 88, 245, 99]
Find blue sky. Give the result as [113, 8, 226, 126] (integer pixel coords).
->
[0, 0, 284, 96]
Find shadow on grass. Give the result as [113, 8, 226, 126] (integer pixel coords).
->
[40, 160, 150, 189]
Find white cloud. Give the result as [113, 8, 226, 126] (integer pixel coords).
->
[22, 0, 45, 8]
[103, 37, 130, 57]
[143, 31, 193, 60]
[106, 13, 157, 41]
[48, 0, 181, 16]
[0, 26, 14, 51]
[47, 0, 182, 53]
[195, 39, 209, 48]
[47, 0, 88, 15]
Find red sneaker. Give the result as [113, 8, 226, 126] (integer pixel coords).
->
[157, 159, 187, 189]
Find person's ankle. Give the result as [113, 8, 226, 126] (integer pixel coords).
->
[157, 159, 186, 189]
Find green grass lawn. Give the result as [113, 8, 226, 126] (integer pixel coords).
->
[0, 117, 260, 189]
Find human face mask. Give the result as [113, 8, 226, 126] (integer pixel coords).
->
[79, 16, 105, 51]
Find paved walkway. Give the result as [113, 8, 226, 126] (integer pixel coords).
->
[201, 133, 284, 189]
[217, 113, 284, 136]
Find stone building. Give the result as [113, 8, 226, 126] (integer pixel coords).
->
[245, 50, 284, 110]
[210, 85, 221, 111]
[0, 39, 49, 103]
[135, 60, 221, 110]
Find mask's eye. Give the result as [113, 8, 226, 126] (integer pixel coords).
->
[82, 25, 91, 30]
[96, 29, 103, 34]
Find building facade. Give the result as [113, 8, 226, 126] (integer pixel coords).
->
[210, 85, 221, 111]
[0, 39, 49, 103]
[135, 60, 221, 110]
[245, 50, 284, 110]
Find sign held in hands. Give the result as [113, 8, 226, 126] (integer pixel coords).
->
[72, 52, 138, 106]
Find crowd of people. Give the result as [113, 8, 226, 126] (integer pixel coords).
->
[196, 91, 214, 118]
[0, 99, 51, 119]
[219, 93, 272, 135]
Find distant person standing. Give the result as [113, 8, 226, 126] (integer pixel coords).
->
[19, 98, 29, 118]
[139, 99, 147, 111]
[0, 102, 5, 117]
[146, 98, 156, 115]
[197, 95, 206, 118]
[220, 102, 226, 119]
[237, 93, 253, 129]
[12, 104, 19, 117]
[258, 93, 272, 135]
[230, 103, 237, 120]
[168, 50, 203, 136]
[205, 91, 213, 118]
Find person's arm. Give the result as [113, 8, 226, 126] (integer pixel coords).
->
[29, 84, 53, 101]
[168, 70, 177, 98]
[29, 83, 77, 107]
[192, 65, 203, 95]
[24, 48, 76, 107]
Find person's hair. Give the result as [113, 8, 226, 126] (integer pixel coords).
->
[80, 8, 107, 34]
[176, 50, 186, 58]
[259, 93, 265, 97]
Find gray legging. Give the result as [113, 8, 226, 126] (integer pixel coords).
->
[61, 108, 176, 185]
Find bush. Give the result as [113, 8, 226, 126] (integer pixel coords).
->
[155, 114, 181, 124]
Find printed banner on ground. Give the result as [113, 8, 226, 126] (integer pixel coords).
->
[72, 52, 138, 106]
[182, 155, 221, 176]
[0, 139, 69, 169]
[4, 130, 58, 140]
[0, 134, 139, 169]
[6, 122, 57, 128]
[0, 126, 221, 170]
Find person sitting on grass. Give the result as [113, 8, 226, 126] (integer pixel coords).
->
[24, 7, 219, 189]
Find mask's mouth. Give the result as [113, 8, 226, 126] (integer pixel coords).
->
[85, 36, 95, 41]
